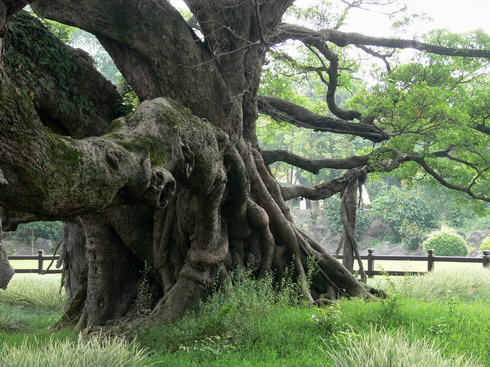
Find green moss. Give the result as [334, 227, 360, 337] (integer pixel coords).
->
[4, 11, 97, 125]
[48, 134, 81, 165]
[109, 119, 125, 133]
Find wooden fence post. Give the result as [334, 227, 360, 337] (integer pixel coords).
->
[427, 249, 434, 272]
[483, 250, 490, 269]
[37, 250, 44, 274]
[367, 248, 374, 278]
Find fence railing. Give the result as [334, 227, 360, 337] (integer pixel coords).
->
[7, 250, 61, 274]
[7, 248, 490, 277]
[335, 248, 490, 278]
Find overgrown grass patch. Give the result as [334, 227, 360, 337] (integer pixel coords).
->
[322, 328, 482, 367]
[0, 275, 66, 311]
[0, 305, 27, 332]
[384, 267, 490, 301]
[1, 270, 489, 366]
[0, 337, 150, 367]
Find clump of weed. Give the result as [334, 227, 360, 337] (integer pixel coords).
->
[0, 305, 27, 332]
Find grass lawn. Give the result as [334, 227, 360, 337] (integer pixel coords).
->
[0, 269, 488, 366]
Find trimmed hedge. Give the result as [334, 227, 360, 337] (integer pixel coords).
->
[422, 231, 468, 256]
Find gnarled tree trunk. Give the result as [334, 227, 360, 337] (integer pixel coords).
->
[0, 1, 379, 330]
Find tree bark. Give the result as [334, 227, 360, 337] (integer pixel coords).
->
[0, 218, 14, 290]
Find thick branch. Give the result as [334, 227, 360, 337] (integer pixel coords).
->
[0, 61, 225, 217]
[29, 0, 231, 125]
[275, 24, 490, 58]
[262, 149, 370, 174]
[5, 12, 122, 138]
[258, 95, 389, 142]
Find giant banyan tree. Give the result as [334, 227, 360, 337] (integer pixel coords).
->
[0, 0, 489, 331]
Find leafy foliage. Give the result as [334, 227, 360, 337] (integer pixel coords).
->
[14, 221, 63, 245]
[481, 237, 490, 251]
[422, 231, 469, 256]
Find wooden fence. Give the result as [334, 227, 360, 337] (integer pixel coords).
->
[7, 250, 61, 274]
[336, 248, 490, 278]
[7, 248, 490, 278]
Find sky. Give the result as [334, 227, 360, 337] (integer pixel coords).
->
[170, 0, 490, 36]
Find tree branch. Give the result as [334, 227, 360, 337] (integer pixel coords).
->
[281, 167, 367, 201]
[0, 60, 225, 217]
[262, 149, 371, 174]
[412, 157, 490, 202]
[5, 12, 122, 138]
[275, 24, 490, 58]
[28, 0, 232, 125]
[476, 124, 490, 135]
[257, 95, 390, 142]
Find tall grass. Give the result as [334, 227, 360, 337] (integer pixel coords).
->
[384, 268, 490, 301]
[322, 328, 482, 367]
[0, 337, 150, 367]
[0, 305, 27, 332]
[0, 275, 65, 311]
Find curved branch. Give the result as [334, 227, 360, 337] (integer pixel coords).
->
[412, 157, 490, 202]
[275, 24, 490, 58]
[262, 149, 371, 174]
[258, 95, 390, 142]
[281, 167, 368, 201]
[28, 0, 230, 124]
[6, 12, 122, 138]
[0, 59, 225, 217]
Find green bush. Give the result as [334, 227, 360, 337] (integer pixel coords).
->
[422, 231, 468, 256]
[481, 237, 490, 251]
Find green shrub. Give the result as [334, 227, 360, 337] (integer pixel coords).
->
[322, 328, 482, 367]
[481, 237, 490, 251]
[0, 337, 150, 367]
[422, 231, 468, 256]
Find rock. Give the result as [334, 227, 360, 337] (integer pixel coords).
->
[465, 230, 490, 246]
[364, 220, 392, 239]
[34, 237, 54, 253]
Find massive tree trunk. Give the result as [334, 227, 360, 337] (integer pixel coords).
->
[0, 0, 418, 329]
